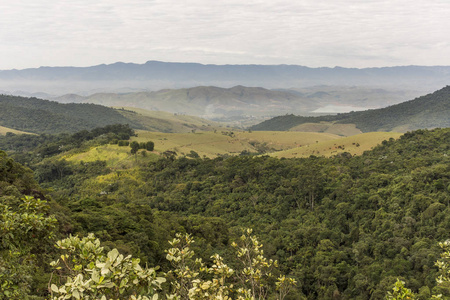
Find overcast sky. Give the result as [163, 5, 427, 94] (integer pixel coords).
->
[1, 0, 449, 70]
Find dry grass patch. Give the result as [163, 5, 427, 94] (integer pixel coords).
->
[271, 132, 403, 158]
[289, 122, 362, 136]
[133, 130, 343, 158]
[0, 126, 34, 135]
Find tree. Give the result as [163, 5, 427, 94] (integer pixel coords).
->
[385, 279, 415, 300]
[48, 229, 295, 300]
[165, 229, 296, 300]
[0, 196, 57, 298]
[386, 239, 450, 299]
[130, 141, 140, 155]
[49, 233, 165, 300]
[432, 240, 450, 298]
[145, 141, 155, 152]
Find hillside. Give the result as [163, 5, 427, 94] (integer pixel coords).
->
[52, 85, 425, 122]
[270, 132, 403, 158]
[0, 94, 141, 134]
[56, 86, 319, 118]
[0, 125, 33, 135]
[251, 85, 450, 132]
[114, 107, 226, 133]
[131, 130, 342, 158]
[287, 85, 422, 112]
[0, 94, 231, 134]
[1, 61, 449, 95]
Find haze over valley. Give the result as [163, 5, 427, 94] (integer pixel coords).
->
[1, 61, 444, 123]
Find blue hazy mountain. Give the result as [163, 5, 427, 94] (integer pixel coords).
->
[1, 61, 449, 95]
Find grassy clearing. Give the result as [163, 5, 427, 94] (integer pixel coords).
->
[62, 144, 159, 169]
[0, 126, 34, 135]
[59, 130, 401, 166]
[270, 132, 403, 158]
[133, 130, 342, 158]
[289, 122, 362, 136]
[234, 131, 341, 150]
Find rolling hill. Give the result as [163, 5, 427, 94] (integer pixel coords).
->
[0, 94, 142, 134]
[0, 94, 228, 134]
[55, 86, 319, 118]
[130, 130, 343, 158]
[269, 132, 403, 158]
[251, 85, 450, 133]
[52, 85, 423, 122]
[114, 107, 226, 133]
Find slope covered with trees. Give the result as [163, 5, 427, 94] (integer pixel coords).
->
[0, 94, 141, 134]
[1, 126, 449, 299]
[251, 86, 450, 132]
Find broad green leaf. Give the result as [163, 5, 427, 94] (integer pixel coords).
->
[108, 248, 119, 262]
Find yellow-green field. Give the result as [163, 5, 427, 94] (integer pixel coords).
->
[270, 132, 403, 158]
[62, 144, 159, 169]
[0, 126, 34, 135]
[132, 130, 342, 158]
[55, 130, 403, 168]
[289, 122, 362, 136]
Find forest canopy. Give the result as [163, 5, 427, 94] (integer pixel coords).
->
[0, 127, 449, 299]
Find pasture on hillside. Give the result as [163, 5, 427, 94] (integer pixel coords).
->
[132, 130, 342, 158]
[270, 132, 403, 158]
[0, 125, 34, 135]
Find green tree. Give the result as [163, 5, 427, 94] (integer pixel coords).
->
[165, 229, 296, 300]
[385, 279, 416, 300]
[130, 141, 140, 155]
[432, 240, 450, 298]
[49, 233, 165, 300]
[145, 141, 155, 152]
[0, 196, 57, 298]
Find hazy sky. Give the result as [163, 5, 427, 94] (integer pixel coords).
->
[1, 0, 449, 70]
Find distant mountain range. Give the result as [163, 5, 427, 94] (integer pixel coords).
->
[1, 61, 449, 95]
[250, 86, 450, 133]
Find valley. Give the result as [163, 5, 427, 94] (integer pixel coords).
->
[2, 0, 450, 298]
[1, 70, 449, 300]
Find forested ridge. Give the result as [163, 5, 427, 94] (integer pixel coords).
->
[250, 85, 450, 132]
[1, 127, 450, 299]
[0, 94, 141, 134]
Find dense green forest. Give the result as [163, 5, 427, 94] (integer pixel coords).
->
[1, 126, 450, 299]
[0, 94, 141, 134]
[250, 86, 450, 132]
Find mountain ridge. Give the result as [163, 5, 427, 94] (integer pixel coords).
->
[1, 61, 449, 95]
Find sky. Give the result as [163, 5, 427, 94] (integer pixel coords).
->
[0, 0, 449, 70]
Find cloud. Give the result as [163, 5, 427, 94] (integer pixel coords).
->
[0, 0, 449, 69]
